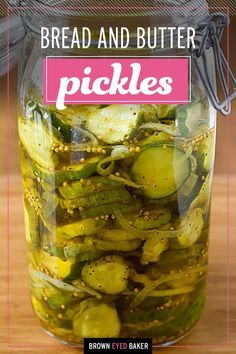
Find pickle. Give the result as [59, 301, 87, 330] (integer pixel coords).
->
[24, 199, 40, 246]
[122, 295, 188, 324]
[99, 227, 141, 241]
[196, 131, 214, 172]
[142, 104, 160, 121]
[48, 292, 76, 310]
[56, 218, 107, 239]
[132, 206, 171, 230]
[31, 296, 49, 322]
[176, 102, 208, 137]
[82, 255, 129, 295]
[82, 199, 142, 219]
[50, 111, 82, 143]
[86, 105, 143, 144]
[64, 243, 104, 262]
[131, 143, 191, 199]
[159, 104, 177, 119]
[141, 236, 168, 264]
[73, 303, 121, 338]
[42, 241, 66, 260]
[34, 250, 73, 279]
[59, 187, 131, 210]
[18, 117, 59, 169]
[59, 176, 121, 199]
[90, 238, 142, 252]
[171, 208, 204, 248]
[122, 292, 205, 338]
[19, 100, 212, 344]
[33, 156, 102, 186]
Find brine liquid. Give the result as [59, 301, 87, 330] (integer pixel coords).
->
[19, 102, 214, 345]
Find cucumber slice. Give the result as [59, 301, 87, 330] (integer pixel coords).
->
[146, 243, 207, 279]
[31, 101, 100, 143]
[20, 149, 35, 179]
[31, 296, 49, 322]
[132, 206, 171, 230]
[73, 303, 121, 338]
[48, 292, 75, 310]
[140, 132, 170, 147]
[24, 200, 40, 246]
[190, 174, 211, 213]
[33, 156, 101, 186]
[59, 176, 121, 199]
[34, 250, 72, 279]
[159, 104, 177, 119]
[64, 261, 85, 282]
[178, 173, 199, 200]
[18, 117, 59, 169]
[56, 218, 107, 239]
[171, 208, 204, 249]
[50, 111, 81, 143]
[64, 243, 103, 262]
[131, 143, 191, 199]
[122, 296, 188, 324]
[50, 111, 99, 145]
[48, 104, 101, 127]
[142, 105, 160, 121]
[82, 255, 129, 295]
[42, 240, 66, 261]
[141, 236, 169, 264]
[82, 199, 142, 219]
[196, 132, 214, 172]
[86, 105, 143, 144]
[99, 228, 141, 242]
[89, 238, 142, 252]
[59, 187, 131, 210]
[176, 102, 207, 137]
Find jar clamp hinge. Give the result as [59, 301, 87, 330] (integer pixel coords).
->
[191, 13, 236, 116]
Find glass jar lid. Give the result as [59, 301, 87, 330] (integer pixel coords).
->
[4, 0, 236, 115]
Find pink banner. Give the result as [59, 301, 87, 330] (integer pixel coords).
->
[44, 57, 190, 107]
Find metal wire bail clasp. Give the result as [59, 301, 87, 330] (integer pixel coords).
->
[191, 13, 236, 116]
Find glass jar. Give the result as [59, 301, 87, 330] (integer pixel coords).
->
[14, 0, 234, 347]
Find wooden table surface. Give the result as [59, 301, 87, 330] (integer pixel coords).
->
[0, 174, 235, 354]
